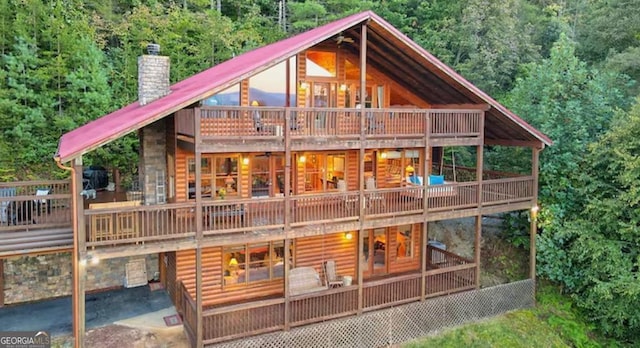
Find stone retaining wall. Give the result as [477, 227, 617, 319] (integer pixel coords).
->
[2, 253, 159, 304]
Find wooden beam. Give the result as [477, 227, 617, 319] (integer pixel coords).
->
[431, 104, 491, 111]
[484, 138, 544, 148]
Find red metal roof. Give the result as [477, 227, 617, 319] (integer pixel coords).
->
[56, 10, 550, 163]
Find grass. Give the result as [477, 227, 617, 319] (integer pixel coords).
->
[404, 282, 624, 348]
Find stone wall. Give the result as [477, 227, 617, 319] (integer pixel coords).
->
[139, 121, 167, 205]
[2, 253, 159, 305]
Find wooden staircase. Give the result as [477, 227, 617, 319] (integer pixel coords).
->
[0, 227, 73, 257]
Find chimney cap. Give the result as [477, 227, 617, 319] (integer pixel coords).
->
[147, 43, 160, 55]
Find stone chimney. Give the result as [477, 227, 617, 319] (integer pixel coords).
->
[138, 43, 170, 106]
[138, 43, 169, 205]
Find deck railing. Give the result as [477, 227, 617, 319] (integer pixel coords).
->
[0, 175, 530, 247]
[85, 202, 196, 247]
[289, 286, 359, 326]
[79, 176, 533, 246]
[179, 281, 198, 346]
[202, 299, 285, 344]
[362, 273, 422, 311]
[425, 245, 476, 298]
[194, 106, 482, 140]
[482, 176, 534, 205]
[291, 192, 360, 226]
[0, 180, 72, 231]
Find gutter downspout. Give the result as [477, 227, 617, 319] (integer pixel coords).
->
[55, 155, 82, 348]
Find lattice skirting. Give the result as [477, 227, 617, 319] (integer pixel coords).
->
[207, 279, 535, 348]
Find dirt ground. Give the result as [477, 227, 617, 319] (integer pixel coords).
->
[52, 325, 190, 348]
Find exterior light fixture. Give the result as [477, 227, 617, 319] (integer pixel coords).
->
[299, 155, 306, 163]
[345, 232, 353, 240]
[299, 81, 309, 90]
[380, 152, 387, 159]
[243, 157, 250, 165]
[339, 84, 347, 92]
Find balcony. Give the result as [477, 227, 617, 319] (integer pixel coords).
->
[83, 176, 534, 251]
[176, 107, 484, 152]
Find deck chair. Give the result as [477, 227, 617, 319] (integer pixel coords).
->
[323, 260, 344, 288]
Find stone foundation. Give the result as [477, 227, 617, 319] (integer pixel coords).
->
[2, 253, 159, 305]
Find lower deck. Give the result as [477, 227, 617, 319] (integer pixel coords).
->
[176, 245, 478, 345]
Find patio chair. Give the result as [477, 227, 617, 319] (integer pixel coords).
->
[35, 188, 51, 215]
[322, 260, 344, 288]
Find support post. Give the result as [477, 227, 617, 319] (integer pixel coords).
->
[357, 22, 367, 314]
[73, 157, 86, 348]
[195, 108, 204, 347]
[475, 111, 485, 288]
[421, 112, 431, 300]
[530, 147, 541, 287]
[284, 108, 292, 330]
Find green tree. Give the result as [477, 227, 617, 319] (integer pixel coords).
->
[538, 98, 640, 341]
[503, 33, 629, 216]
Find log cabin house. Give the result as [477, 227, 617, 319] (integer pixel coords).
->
[51, 10, 551, 347]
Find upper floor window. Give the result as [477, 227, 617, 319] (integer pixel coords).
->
[307, 51, 336, 77]
[202, 83, 240, 106]
[249, 57, 297, 106]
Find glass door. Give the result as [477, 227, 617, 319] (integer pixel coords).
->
[362, 228, 388, 277]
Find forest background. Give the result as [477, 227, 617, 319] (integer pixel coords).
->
[0, 0, 638, 344]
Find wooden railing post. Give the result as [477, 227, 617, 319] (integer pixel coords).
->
[194, 107, 204, 348]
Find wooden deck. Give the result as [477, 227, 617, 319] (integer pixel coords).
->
[0, 176, 533, 256]
[178, 246, 474, 345]
[177, 107, 485, 152]
[0, 180, 73, 256]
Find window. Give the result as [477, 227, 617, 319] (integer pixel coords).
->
[306, 51, 336, 77]
[300, 153, 346, 193]
[202, 83, 240, 106]
[187, 155, 239, 199]
[396, 225, 414, 259]
[252, 154, 286, 197]
[249, 57, 297, 106]
[223, 241, 285, 286]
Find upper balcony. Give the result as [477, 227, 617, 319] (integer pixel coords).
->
[176, 106, 484, 152]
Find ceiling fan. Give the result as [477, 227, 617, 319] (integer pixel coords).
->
[334, 32, 354, 45]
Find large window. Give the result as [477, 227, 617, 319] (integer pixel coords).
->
[249, 57, 297, 106]
[202, 83, 240, 106]
[251, 154, 285, 197]
[299, 153, 345, 193]
[306, 51, 336, 77]
[188, 155, 239, 199]
[223, 241, 285, 286]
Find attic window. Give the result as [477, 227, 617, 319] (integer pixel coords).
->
[307, 51, 336, 77]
